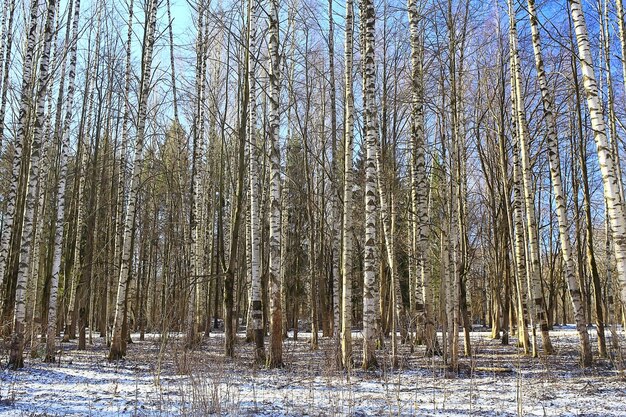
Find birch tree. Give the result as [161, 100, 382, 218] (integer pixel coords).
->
[408, 0, 435, 353]
[45, 0, 82, 363]
[525, 0, 591, 365]
[568, 0, 626, 311]
[9, 0, 58, 369]
[248, 0, 264, 363]
[267, 0, 283, 369]
[109, 0, 158, 360]
[508, 0, 553, 356]
[361, 0, 379, 370]
[340, 0, 355, 371]
[327, 0, 340, 343]
[111, 0, 136, 348]
[187, 0, 207, 349]
[0, 0, 15, 149]
[0, 0, 34, 311]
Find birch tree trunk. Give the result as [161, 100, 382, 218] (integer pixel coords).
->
[0, 0, 31, 311]
[568, 0, 626, 310]
[361, 0, 379, 370]
[340, 0, 355, 371]
[110, 0, 135, 347]
[267, 0, 283, 369]
[592, 0, 611, 357]
[109, 0, 157, 360]
[570, 42, 607, 357]
[248, 0, 265, 363]
[186, 1, 207, 349]
[526, 0, 591, 366]
[509, 0, 553, 355]
[599, 1, 624, 211]
[363, 0, 405, 367]
[9, 0, 57, 369]
[0, 0, 14, 149]
[407, 0, 434, 353]
[327, 0, 340, 343]
[45, 0, 81, 363]
[28, 24, 60, 354]
[616, 0, 626, 109]
[37, 0, 76, 346]
[0, 0, 9, 114]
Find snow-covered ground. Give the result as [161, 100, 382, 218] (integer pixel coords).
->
[1, 327, 625, 416]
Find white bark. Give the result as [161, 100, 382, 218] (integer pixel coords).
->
[267, 0, 283, 368]
[112, 0, 135, 346]
[46, 0, 81, 363]
[0, 0, 26, 310]
[408, 0, 436, 353]
[526, 0, 591, 365]
[328, 0, 340, 342]
[248, 0, 264, 363]
[509, 0, 553, 355]
[109, 0, 158, 360]
[568, 0, 626, 314]
[9, 0, 57, 369]
[0, 0, 14, 149]
[341, 0, 355, 370]
[186, 1, 207, 349]
[361, 0, 378, 370]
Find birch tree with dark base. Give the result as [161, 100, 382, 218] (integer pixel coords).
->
[248, 0, 264, 364]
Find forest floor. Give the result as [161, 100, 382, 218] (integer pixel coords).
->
[0, 326, 625, 416]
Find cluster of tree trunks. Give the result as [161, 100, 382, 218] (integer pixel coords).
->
[0, 0, 625, 371]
